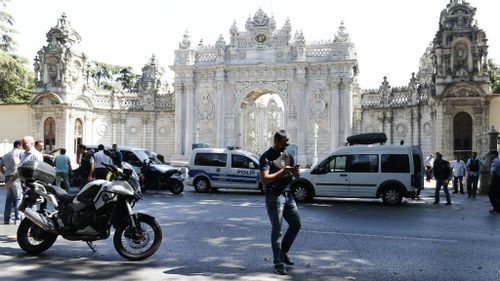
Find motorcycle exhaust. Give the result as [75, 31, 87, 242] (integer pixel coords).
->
[23, 208, 58, 234]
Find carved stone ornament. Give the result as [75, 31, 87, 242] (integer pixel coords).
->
[423, 122, 432, 136]
[396, 123, 408, 137]
[309, 92, 327, 121]
[198, 93, 215, 120]
[97, 123, 108, 136]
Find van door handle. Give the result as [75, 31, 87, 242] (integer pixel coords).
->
[340, 174, 348, 177]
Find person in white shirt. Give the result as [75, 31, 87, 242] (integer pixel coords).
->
[0, 140, 23, 224]
[424, 154, 434, 182]
[450, 154, 466, 194]
[93, 144, 112, 180]
[5, 136, 43, 189]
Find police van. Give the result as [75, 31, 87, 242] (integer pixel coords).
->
[186, 147, 262, 193]
[291, 143, 424, 206]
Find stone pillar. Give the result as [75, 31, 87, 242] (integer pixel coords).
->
[480, 126, 499, 194]
[295, 66, 307, 165]
[330, 79, 340, 150]
[173, 83, 184, 156]
[184, 84, 194, 155]
[216, 71, 226, 148]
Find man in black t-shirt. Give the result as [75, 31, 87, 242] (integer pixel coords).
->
[259, 130, 301, 275]
[433, 152, 452, 205]
[78, 145, 94, 188]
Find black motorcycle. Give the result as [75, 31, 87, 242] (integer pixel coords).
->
[140, 159, 184, 194]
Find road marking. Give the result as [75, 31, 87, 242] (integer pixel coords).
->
[302, 229, 458, 243]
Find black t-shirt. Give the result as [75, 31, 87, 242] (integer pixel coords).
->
[259, 147, 295, 193]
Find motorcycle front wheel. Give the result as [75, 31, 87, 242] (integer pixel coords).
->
[169, 179, 184, 195]
[17, 218, 58, 254]
[113, 215, 162, 261]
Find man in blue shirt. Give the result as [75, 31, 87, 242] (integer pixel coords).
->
[489, 150, 500, 213]
[259, 130, 301, 275]
[54, 148, 71, 192]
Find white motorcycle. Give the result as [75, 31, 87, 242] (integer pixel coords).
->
[16, 160, 162, 260]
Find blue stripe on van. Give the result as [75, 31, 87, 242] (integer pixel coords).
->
[189, 169, 259, 184]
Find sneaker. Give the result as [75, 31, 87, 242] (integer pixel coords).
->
[445, 203, 452, 206]
[284, 255, 295, 266]
[273, 264, 286, 275]
[433, 202, 439, 204]
[460, 192, 465, 194]
[452, 191, 458, 194]
[3, 221, 10, 225]
[489, 209, 498, 214]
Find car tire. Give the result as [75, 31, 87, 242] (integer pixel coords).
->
[382, 185, 403, 206]
[291, 182, 313, 203]
[194, 177, 210, 193]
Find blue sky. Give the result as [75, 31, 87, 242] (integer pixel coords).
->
[6, 0, 500, 89]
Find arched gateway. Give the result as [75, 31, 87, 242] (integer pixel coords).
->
[171, 9, 358, 165]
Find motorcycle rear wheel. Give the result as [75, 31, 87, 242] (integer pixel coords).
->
[17, 218, 58, 254]
[113, 215, 162, 261]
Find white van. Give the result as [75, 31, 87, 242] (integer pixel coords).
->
[291, 144, 424, 205]
[186, 147, 262, 192]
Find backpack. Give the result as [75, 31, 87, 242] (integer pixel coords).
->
[470, 159, 480, 172]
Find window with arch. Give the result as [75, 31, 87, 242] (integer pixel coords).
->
[44, 117, 56, 151]
[74, 118, 83, 160]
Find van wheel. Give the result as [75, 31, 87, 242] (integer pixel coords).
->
[194, 178, 210, 193]
[292, 182, 313, 203]
[382, 186, 403, 206]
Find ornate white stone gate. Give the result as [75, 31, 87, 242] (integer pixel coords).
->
[171, 9, 358, 164]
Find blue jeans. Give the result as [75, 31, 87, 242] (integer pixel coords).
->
[265, 190, 301, 266]
[4, 175, 22, 223]
[434, 178, 451, 204]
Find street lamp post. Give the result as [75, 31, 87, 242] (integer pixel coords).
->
[313, 123, 319, 165]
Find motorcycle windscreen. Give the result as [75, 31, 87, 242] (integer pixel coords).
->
[107, 181, 135, 196]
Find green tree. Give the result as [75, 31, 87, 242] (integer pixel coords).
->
[0, 0, 16, 52]
[116, 67, 139, 91]
[0, 51, 33, 102]
[0, 0, 32, 103]
[489, 59, 500, 94]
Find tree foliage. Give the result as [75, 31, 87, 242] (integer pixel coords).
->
[489, 59, 500, 94]
[0, 51, 33, 102]
[0, 0, 16, 52]
[0, 0, 32, 103]
[90, 61, 138, 91]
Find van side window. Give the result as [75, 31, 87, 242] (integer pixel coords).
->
[194, 153, 227, 167]
[381, 154, 410, 173]
[331, 156, 348, 172]
[231, 154, 256, 169]
[348, 154, 378, 173]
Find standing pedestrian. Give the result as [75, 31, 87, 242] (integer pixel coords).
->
[4, 136, 44, 188]
[424, 154, 434, 182]
[488, 150, 500, 213]
[0, 140, 23, 224]
[93, 144, 112, 180]
[450, 154, 466, 194]
[465, 152, 484, 198]
[54, 148, 71, 192]
[111, 144, 123, 168]
[259, 130, 301, 275]
[78, 145, 94, 188]
[433, 152, 452, 205]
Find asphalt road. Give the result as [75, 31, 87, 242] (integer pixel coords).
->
[0, 181, 499, 281]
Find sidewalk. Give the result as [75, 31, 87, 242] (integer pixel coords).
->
[417, 178, 492, 208]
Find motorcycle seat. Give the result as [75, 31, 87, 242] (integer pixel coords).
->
[45, 184, 78, 204]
